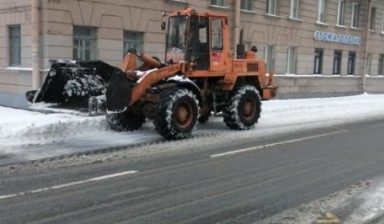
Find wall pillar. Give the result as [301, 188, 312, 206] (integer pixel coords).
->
[31, 0, 41, 89]
[362, 0, 372, 92]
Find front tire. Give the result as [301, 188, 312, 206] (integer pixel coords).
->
[223, 85, 261, 130]
[106, 110, 145, 131]
[153, 88, 198, 140]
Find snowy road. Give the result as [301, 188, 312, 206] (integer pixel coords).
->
[1, 117, 384, 224]
[1, 93, 384, 165]
[1, 94, 384, 223]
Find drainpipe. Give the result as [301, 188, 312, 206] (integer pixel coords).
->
[233, 0, 240, 58]
[362, 0, 371, 93]
[31, 0, 41, 89]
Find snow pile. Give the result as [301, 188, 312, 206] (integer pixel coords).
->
[0, 106, 160, 163]
[261, 93, 384, 129]
[0, 107, 105, 139]
[258, 178, 384, 224]
[64, 74, 106, 98]
[343, 179, 384, 223]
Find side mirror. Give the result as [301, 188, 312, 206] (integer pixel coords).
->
[161, 22, 166, 31]
[161, 11, 167, 31]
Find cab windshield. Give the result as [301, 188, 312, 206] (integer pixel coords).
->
[166, 16, 188, 63]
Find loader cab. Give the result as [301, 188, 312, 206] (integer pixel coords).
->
[166, 12, 229, 71]
[166, 15, 210, 70]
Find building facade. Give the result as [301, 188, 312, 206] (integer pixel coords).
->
[0, 0, 383, 108]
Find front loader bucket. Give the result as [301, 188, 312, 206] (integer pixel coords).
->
[105, 70, 135, 112]
[28, 60, 120, 108]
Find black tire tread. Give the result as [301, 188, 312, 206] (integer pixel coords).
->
[223, 85, 261, 130]
[153, 88, 198, 140]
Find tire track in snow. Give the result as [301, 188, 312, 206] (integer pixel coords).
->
[0, 115, 230, 166]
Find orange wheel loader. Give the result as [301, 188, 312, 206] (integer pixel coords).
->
[105, 8, 276, 139]
[27, 8, 276, 140]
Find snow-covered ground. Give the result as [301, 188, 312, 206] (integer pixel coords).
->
[1, 93, 384, 164]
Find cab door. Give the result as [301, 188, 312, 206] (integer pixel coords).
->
[186, 15, 210, 71]
[210, 18, 227, 73]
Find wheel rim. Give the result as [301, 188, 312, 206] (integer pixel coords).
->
[175, 102, 193, 128]
[242, 97, 256, 120]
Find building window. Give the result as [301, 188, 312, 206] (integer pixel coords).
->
[9, 25, 21, 66]
[314, 48, 323, 74]
[379, 54, 384, 75]
[286, 47, 297, 74]
[347, 51, 356, 75]
[211, 0, 224, 6]
[290, 0, 299, 19]
[370, 7, 376, 30]
[333, 50, 342, 74]
[317, 0, 326, 23]
[264, 45, 275, 72]
[241, 0, 252, 10]
[267, 0, 277, 15]
[351, 3, 359, 28]
[124, 31, 143, 55]
[73, 26, 97, 61]
[337, 0, 345, 26]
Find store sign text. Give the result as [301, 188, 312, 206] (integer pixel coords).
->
[314, 31, 361, 45]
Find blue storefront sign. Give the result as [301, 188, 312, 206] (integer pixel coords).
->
[314, 31, 361, 45]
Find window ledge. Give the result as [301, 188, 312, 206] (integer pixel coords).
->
[336, 24, 348, 29]
[164, 0, 188, 6]
[364, 74, 384, 78]
[209, 5, 230, 11]
[4, 67, 32, 71]
[264, 13, 281, 19]
[380, 31, 384, 35]
[350, 26, 360, 30]
[240, 9, 257, 14]
[287, 17, 303, 22]
[369, 29, 377, 34]
[315, 21, 329, 26]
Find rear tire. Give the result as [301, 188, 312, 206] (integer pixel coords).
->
[153, 88, 198, 140]
[106, 110, 145, 131]
[223, 85, 261, 130]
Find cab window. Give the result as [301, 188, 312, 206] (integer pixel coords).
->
[211, 19, 223, 51]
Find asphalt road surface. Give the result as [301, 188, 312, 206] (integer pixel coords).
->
[1, 119, 384, 223]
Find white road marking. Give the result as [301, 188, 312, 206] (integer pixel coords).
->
[0, 170, 138, 200]
[210, 130, 347, 158]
